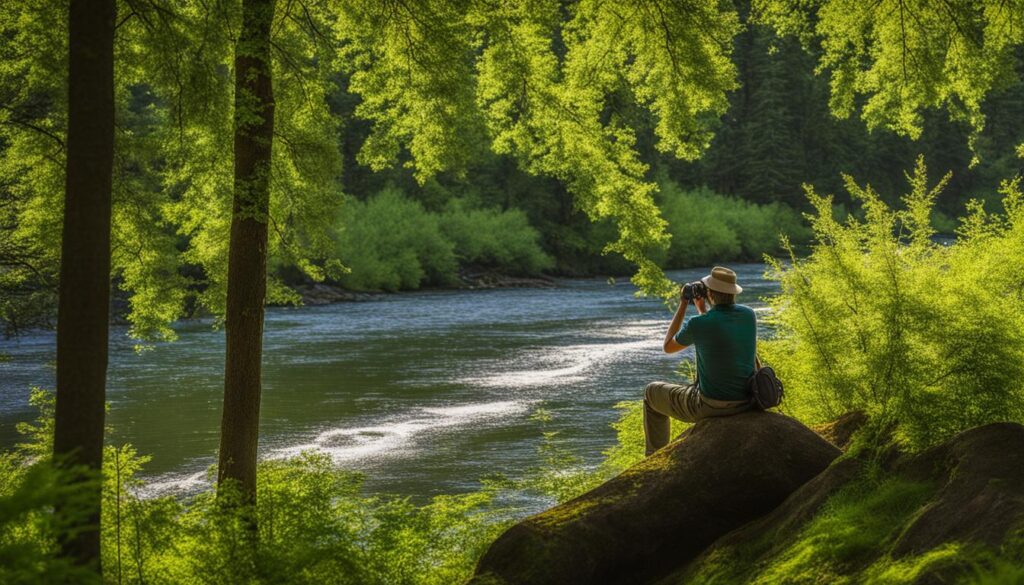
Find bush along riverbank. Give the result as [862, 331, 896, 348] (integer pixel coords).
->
[290, 179, 815, 297]
[256, 179, 813, 306]
[285, 170, 964, 302]
[6, 398, 1022, 585]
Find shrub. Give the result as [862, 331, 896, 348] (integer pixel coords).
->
[2, 392, 510, 585]
[0, 456, 101, 585]
[119, 455, 508, 585]
[334, 188, 553, 291]
[763, 157, 1024, 448]
[658, 182, 810, 267]
[439, 200, 553, 275]
[334, 187, 458, 291]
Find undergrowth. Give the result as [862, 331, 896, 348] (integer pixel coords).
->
[764, 157, 1024, 450]
[685, 470, 1024, 585]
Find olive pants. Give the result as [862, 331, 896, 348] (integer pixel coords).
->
[643, 381, 751, 456]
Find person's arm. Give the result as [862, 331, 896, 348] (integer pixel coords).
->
[694, 295, 708, 315]
[663, 300, 688, 353]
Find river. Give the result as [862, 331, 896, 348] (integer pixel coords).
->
[0, 264, 777, 500]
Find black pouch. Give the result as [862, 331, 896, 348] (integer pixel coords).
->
[747, 366, 784, 410]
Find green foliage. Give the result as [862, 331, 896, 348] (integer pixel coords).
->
[334, 187, 553, 291]
[0, 393, 103, 584]
[763, 157, 1024, 448]
[332, 0, 484, 182]
[659, 182, 811, 267]
[471, 0, 743, 299]
[334, 187, 457, 292]
[7, 0, 1021, 338]
[14, 387, 55, 459]
[685, 474, 948, 584]
[327, 0, 744, 298]
[164, 0, 344, 319]
[756, 478, 938, 584]
[964, 554, 1024, 585]
[754, 0, 1024, 153]
[438, 200, 553, 275]
[0, 0, 66, 336]
[0, 0, 344, 338]
[0, 457, 101, 585]
[16, 449, 509, 585]
[1, 395, 510, 585]
[108, 455, 508, 585]
[687, 467, 1024, 585]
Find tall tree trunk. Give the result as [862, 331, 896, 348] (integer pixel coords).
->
[52, 0, 116, 570]
[217, 0, 276, 502]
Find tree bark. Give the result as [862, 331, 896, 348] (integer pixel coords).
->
[217, 0, 276, 502]
[52, 0, 116, 571]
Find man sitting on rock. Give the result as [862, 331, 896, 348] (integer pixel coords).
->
[644, 266, 757, 456]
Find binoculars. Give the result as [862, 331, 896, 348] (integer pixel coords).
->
[681, 281, 708, 302]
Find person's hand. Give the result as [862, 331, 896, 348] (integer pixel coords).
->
[678, 285, 689, 306]
[694, 296, 707, 314]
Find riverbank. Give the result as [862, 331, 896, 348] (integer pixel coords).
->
[289, 269, 559, 306]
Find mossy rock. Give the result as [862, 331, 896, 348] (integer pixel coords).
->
[811, 410, 868, 451]
[470, 411, 841, 585]
[671, 422, 1024, 585]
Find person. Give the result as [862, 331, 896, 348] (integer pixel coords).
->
[643, 266, 758, 456]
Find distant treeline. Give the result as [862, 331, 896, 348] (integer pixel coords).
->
[318, 181, 809, 292]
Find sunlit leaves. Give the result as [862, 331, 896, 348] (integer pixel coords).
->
[0, 0, 67, 333]
[764, 158, 1024, 448]
[1, 0, 344, 337]
[468, 0, 741, 298]
[157, 0, 344, 319]
[329, 0, 741, 298]
[334, 0, 484, 182]
[755, 0, 1024, 151]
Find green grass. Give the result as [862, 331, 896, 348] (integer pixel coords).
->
[682, 471, 1024, 585]
[685, 476, 938, 584]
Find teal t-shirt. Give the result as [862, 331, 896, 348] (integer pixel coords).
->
[674, 303, 757, 401]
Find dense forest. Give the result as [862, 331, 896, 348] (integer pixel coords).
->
[1, 0, 1023, 583]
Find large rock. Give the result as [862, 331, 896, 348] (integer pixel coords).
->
[470, 411, 841, 585]
[891, 422, 1024, 556]
[669, 421, 1024, 584]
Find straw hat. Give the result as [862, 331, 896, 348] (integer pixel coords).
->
[701, 266, 742, 295]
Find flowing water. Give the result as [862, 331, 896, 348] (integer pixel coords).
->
[0, 264, 777, 500]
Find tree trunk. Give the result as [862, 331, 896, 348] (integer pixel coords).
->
[217, 0, 276, 502]
[52, 0, 116, 571]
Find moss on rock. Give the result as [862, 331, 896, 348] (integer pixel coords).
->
[470, 412, 840, 585]
[471, 415, 1024, 585]
[672, 422, 1024, 585]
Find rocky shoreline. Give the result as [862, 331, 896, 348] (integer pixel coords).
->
[290, 270, 558, 306]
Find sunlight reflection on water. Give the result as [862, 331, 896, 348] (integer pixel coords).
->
[272, 400, 536, 463]
[1, 264, 778, 499]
